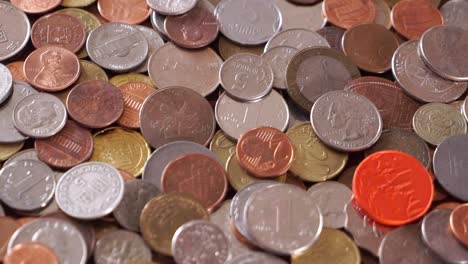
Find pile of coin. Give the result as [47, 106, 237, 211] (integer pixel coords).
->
[0, 0, 468, 263]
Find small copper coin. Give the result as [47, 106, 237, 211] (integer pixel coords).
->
[0, 217, 20, 258]
[66, 80, 124, 129]
[24, 46, 80, 92]
[35, 120, 93, 169]
[4, 243, 59, 264]
[117, 82, 155, 129]
[391, 0, 443, 40]
[237, 126, 294, 177]
[6, 62, 28, 83]
[450, 204, 468, 247]
[162, 153, 228, 212]
[323, 0, 376, 29]
[31, 13, 86, 53]
[97, 0, 152, 24]
[11, 0, 61, 14]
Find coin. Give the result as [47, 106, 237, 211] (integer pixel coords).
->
[465, 96, 468, 121]
[262, 46, 298, 90]
[110, 73, 153, 88]
[392, 40, 467, 103]
[0, 2, 31, 61]
[140, 87, 216, 149]
[6, 61, 27, 83]
[450, 100, 465, 116]
[216, 0, 281, 45]
[311, 91, 382, 152]
[117, 82, 155, 129]
[292, 228, 360, 264]
[265, 28, 330, 52]
[75, 60, 108, 84]
[374, 0, 392, 29]
[441, 0, 468, 31]
[215, 90, 289, 141]
[0, 65, 12, 105]
[209, 130, 236, 169]
[55, 162, 124, 220]
[172, 221, 229, 264]
[436, 202, 462, 210]
[147, 0, 197, 15]
[61, 0, 96, 7]
[133, 26, 164, 73]
[337, 166, 356, 189]
[218, 36, 264, 61]
[317, 26, 345, 53]
[94, 230, 152, 264]
[285, 96, 309, 128]
[226, 252, 288, 264]
[391, 0, 443, 40]
[287, 47, 361, 111]
[4, 242, 59, 264]
[150, 11, 168, 38]
[0, 217, 20, 259]
[5, 149, 38, 166]
[419, 25, 468, 82]
[323, 0, 376, 29]
[450, 204, 468, 247]
[413, 103, 467, 146]
[274, 0, 325, 32]
[0, 142, 24, 161]
[66, 80, 124, 129]
[220, 54, 273, 101]
[97, 0, 151, 25]
[140, 193, 209, 256]
[10, 0, 61, 14]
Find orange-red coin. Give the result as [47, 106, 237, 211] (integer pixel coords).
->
[236, 126, 294, 178]
[4, 243, 59, 264]
[97, 0, 152, 25]
[323, 0, 376, 29]
[353, 150, 434, 226]
[6, 61, 27, 83]
[450, 204, 468, 248]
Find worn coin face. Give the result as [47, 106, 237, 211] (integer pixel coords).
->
[317, 26, 345, 53]
[0, 64, 13, 104]
[94, 230, 152, 264]
[265, 28, 329, 52]
[0, 2, 31, 61]
[5, 242, 59, 264]
[450, 204, 468, 248]
[147, 0, 197, 15]
[226, 252, 288, 264]
[55, 162, 125, 220]
[275, 0, 325, 32]
[218, 36, 264, 60]
[262, 46, 298, 90]
[441, 0, 468, 31]
[77, 60, 108, 84]
[323, 0, 376, 29]
[133, 26, 164, 73]
[97, 0, 151, 25]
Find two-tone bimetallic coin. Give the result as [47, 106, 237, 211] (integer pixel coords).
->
[262, 46, 298, 90]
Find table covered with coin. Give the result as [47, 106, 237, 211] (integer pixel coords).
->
[0, 0, 467, 263]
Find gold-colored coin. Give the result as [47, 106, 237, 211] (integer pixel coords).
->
[61, 0, 96, 7]
[140, 193, 209, 256]
[77, 60, 108, 84]
[286, 123, 348, 182]
[110, 73, 154, 88]
[209, 130, 236, 169]
[226, 152, 286, 191]
[218, 36, 264, 61]
[0, 142, 24, 161]
[374, 0, 391, 29]
[292, 228, 361, 264]
[91, 127, 150, 177]
[337, 166, 357, 189]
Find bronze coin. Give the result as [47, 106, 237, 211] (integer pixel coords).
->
[66, 80, 124, 129]
[450, 204, 468, 248]
[24, 46, 81, 92]
[10, 0, 61, 14]
[317, 26, 345, 53]
[323, 0, 376, 29]
[161, 153, 228, 213]
[342, 23, 399, 73]
[6, 62, 28, 83]
[0, 217, 20, 259]
[4, 243, 59, 264]
[35, 119, 94, 169]
[117, 82, 155, 129]
[140, 87, 216, 149]
[97, 0, 152, 25]
[31, 13, 86, 53]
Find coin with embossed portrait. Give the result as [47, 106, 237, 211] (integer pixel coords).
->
[0, 2, 31, 61]
[323, 0, 376, 29]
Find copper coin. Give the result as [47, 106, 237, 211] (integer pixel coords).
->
[342, 23, 399, 73]
[323, 0, 376, 29]
[162, 153, 228, 212]
[4, 243, 59, 264]
[10, 0, 61, 14]
[118, 169, 134, 182]
[117, 82, 155, 129]
[236, 126, 294, 177]
[24, 46, 80, 92]
[450, 204, 468, 247]
[165, 1, 219, 49]
[35, 119, 93, 169]
[6, 62, 28, 83]
[97, 0, 152, 25]
[345, 76, 421, 129]
[66, 80, 124, 129]
[0, 217, 20, 259]
[31, 13, 86, 53]
[140, 87, 216, 149]
[391, 0, 443, 40]
[317, 26, 346, 53]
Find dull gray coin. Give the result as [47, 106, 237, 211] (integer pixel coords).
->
[226, 252, 288, 264]
[317, 26, 346, 53]
[94, 230, 152, 264]
[220, 53, 273, 101]
[133, 25, 165, 73]
[265, 28, 330, 52]
[262, 46, 298, 90]
[421, 209, 468, 264]
[441, 0, 468, 31]
[0, 1, 31, 61]
[150, 11, 168, 37]
[0, 159, 55, 211]
[0, 63, 13, 104]
[4, 148, 63, 182]
[87, 23, 148, 72]
[274, 0, 325, 32]
[147, 0, 198, 15]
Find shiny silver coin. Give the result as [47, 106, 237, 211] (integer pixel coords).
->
[441, 0, 468, 31]
[226, 252, 288, 264]
[265, 28, 330, 52]
[147, 0, 198, 15]
[87, 23, 148, 72]
[0, 63, 13, 104]
[150, 11, 168, 38]
[55, 162, 125, 220]
[0, 1, 31, 61]
[0, 159, 55, 211]
[94, 230, 152, 264]
[262, 46, 298, 90]
[7, 218, 87, 264]
[133, 25, 165, 73]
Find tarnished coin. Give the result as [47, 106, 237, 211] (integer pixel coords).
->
[87, 23, 148, 72]
[419, 25, 468, 82]
[5, 242, 59, 264]
[94, 230, 152, 264]
[133, 26, 164, 73]
[218, 36, 264, 61]
[55, 162, 125, 220]
[220, 54, 273, 101]
[97, 0, 151, 25]
[441, 0, 468, 31]
[413, 103, 467, 146]
[61, 0, 96, 7]
[6, 61, 27, 83]
[76, 60, 108, 84]
[0, 64, 13, 105]
[0, 2, 31, 61]
[0, 217, 20, 257]
[226, 252, 288, 264]
[0, 142, 24, 162]
[10, 0, 61, 13]
[216, 0, 281, 45]
[209, 130, 236, 169]
[274, 0, 325, 32]
[147, 0, 197, 15]
[262, 46, 298, 90]
[117, 82, 154, 129]
[287, 47, 361, 111]
[450, 204, 468, 247]
[172, 221, 229, 264]
[323, 0, 376, 29]
[317, 26, 345, 53]
[311, 91, 382, 152]
[374, 0, 392, 29]
[265, 28, 330, 52]
[392, 40, 467, 103]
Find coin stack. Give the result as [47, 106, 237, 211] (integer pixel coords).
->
[0, 0, 467, 263]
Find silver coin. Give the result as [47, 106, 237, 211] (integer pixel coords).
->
[150, 11, 168, 38]
[379, 223, 444, 264]
[133, 25, 165, 73]
[220, 53, 273, 101]
[307, 181, 352, 229]
[441, 0, 468, 31]
[216, 0, 282, 45]
[95, 230, 152, 264]
[55, 162, 125, 220]
[286, 96, 309, 129]
[172, 220, 229, 264]
[112, 179, 160, 232]
[262, 46, 298, 90]
[13, 93, 67, 138]
[226, 252, 288, 264]
[87, 22, 148, 72]
[245, 183, 323, 255]
[311, 91, 383, 152]
[147, 0, 198, 15]
[274, 0, 325, 32]
[142, 141, 219, 189]
[0, 159, 55, 211]
[0, 1, 31, 62]
[265, 28, 330, 52]
[0, 63, 13, 104]
[0, 81, 37, 143]
[215, 90, 289, 140]
[421, 209, 468, 264]
[5, 148, 37, 165]
[465, 96, 468, 122]
[7, 218, 87, 264]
